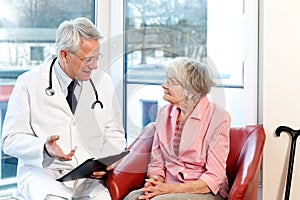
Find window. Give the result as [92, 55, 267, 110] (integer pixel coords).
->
[30, 46, 44, 61]
[0, 0, 95, 192]
[0, 0, 259, 196]
[124, 0, 258, 145]
[142, 100, 158, 127]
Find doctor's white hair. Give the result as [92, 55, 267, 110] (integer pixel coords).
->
[165, 57, 216, 97]
[55, 17, 104, 56]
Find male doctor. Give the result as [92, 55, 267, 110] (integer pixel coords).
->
[1, 17, 126, 200]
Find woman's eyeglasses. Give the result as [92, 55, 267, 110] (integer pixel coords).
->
[165, 78, 182, 88]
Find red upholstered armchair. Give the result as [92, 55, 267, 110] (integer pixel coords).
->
[106, 123, 266, 200]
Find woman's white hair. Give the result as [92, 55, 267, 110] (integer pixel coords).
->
[165, 57, 216, 97]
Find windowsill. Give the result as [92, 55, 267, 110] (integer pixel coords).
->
[0, 183, 16, 198]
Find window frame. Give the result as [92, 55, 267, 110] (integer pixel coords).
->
[0, 0, 259, 191]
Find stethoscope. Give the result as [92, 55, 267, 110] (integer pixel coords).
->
[45, 57, 103, 109]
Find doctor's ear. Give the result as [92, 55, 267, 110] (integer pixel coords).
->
[59, 50, 68, 63]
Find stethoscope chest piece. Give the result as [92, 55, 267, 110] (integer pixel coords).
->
[45, 87, 55, 96]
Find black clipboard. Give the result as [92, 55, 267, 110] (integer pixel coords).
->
[57, 150, 130, 182]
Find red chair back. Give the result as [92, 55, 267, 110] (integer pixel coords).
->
[227, 125, 266, 200]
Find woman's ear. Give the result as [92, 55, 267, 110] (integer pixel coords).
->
[184, 90, 200, 101]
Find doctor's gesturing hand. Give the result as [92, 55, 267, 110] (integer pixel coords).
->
[44, 135, 75, 161]
[44, 135, 112, 179]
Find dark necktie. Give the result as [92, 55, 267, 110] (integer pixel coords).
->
[66, 80, 77, 113]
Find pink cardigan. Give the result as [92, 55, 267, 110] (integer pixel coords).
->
[148, 97, 231, 198]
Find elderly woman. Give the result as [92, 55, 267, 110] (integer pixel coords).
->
[124, 57, 231, 200]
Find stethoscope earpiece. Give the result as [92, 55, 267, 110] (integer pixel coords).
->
[46, 57, 104, 109]
[91, 100, 103, 109]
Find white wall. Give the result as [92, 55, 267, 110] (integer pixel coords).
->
[262, 0, 300, 199]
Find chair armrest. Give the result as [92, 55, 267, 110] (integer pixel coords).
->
[106, 158, 148, 200]
[106, 123, 155, 200]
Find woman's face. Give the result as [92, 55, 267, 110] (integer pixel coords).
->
[162, 77, 185, 105]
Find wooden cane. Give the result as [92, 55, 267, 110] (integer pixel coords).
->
[275, 126, 300, 200]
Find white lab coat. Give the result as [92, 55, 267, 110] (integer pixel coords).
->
[1, 56, 126, 199]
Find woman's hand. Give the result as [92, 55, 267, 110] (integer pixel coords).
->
[139, 176, 175, 200]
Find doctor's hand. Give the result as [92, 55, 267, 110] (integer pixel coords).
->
[44, 135, 75, 161]
[91, 166, 113, 179]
